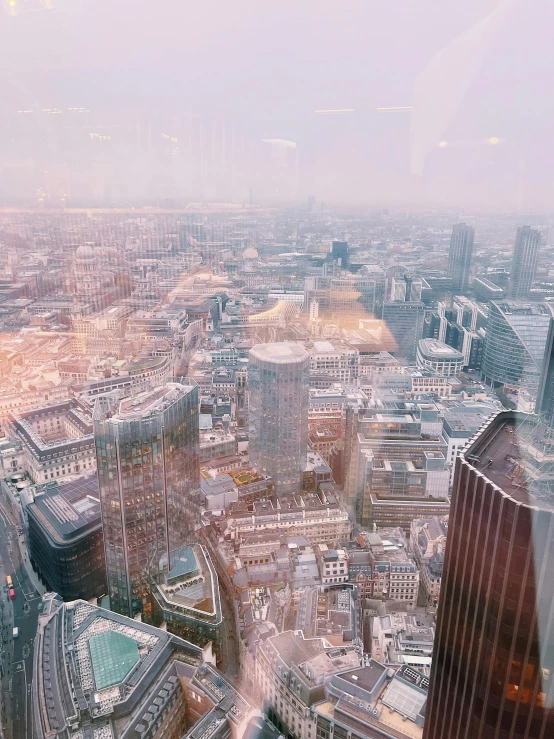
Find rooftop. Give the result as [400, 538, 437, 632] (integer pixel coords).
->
[88, 631, 140, 690]
[28, 474, 101, 543]
[249, 341, 309, 365]
[463, 411, 554, 509]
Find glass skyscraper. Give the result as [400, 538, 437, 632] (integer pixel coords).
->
[447, 223, 474, 293]
[482, 301, 554, 390]
[509, 225, 541, 300]
[248, 342, 309, 497]
[93, 379, 200, 619]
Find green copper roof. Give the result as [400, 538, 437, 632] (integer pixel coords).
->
[88, 631, 140, 690]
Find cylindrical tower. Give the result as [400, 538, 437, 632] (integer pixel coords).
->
[248, 342, 309, 497]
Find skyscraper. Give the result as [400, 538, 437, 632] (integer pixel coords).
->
[509, 225, 541, 300]
[248, 342, 309, 497]
[482, 301, 554, 389]
[331, 240, 349, 268]
[93, 379, 200, 619]
[382, 301, 426, 361]
[447, 223, 474, 293]
[424, 410, 554, 739]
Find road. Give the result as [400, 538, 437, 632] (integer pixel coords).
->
[0, 505, 41, 739]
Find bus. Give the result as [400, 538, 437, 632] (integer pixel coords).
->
[5, 575, 12, 589]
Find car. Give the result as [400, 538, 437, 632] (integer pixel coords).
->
[9, 588, 15, 600]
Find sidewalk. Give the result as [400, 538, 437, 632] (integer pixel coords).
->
[0, 502, 45, 597]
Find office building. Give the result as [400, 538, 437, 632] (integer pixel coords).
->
[33, 594, 251, 739]
[346, 405, 450, 528]
[253, 630, 360, 739]
[93, 380, 200, 619]
[7, 399, 96, 484]
[248, 342, 309, 496]
[312, 663, 428, 739]
[536, 315, 554, 423]
[151, 544, 223, 660]
[382, 302, 426, 361]
[331, 240, 348, 267]
[27, 474, 106, 601]
[508, 225, 541, 300]
[424, 411, 554, 739]
[473, 275, 505, 302]
[416, 339, 464, 376]
[447, 223, 474, 293]
[482, 301, 554, 389]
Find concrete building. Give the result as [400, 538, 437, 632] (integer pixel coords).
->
[8, 399, 96, 484]
[248, 342, 310, 496]
[253, 630, 361, 739]
[410, 516, 448, 605]
[93, 380, 200, 619]
[32, 593, 255, 739]
[222, 490, 352, 546]
[346, 405, 449, 529]
[508, 225, 541, 300]
[416, 339, 464, 376]
[371, 613, 435, 672]
[151, 544, 223, 661]
[447, 223, 474, 293]
[312, 662, 428, 739]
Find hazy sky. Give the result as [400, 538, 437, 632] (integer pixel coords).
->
[1, 0, 553, 208]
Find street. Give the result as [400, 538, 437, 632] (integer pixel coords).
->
[0, 504, 41, 739]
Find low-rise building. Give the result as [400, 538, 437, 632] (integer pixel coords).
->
[8, 399, 96, 483]
[312, 662, 428, 739]
[223, 491, 352, 546]
[253, 630, 361, 739]
[371, 613, 435, 672]
[317, 545, 349, 585]
[410, 516, 448, 605]
[151, 544, 223, 662]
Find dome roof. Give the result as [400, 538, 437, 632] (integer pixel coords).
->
[75, 244, 95, 260]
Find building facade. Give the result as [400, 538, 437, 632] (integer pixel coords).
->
[424, 411, 554, 739]
[482, 301, 554, 389]
[248, 342, 310, 497]
[447, 223, 474, 293]
[508, 225, 541, 300]
[93, 380, 200, 619]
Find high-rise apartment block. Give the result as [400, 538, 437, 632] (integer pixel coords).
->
[93, 380, 200, 619]
[447, 223, 474, 293]
[424, 411, 554, 739]
[509, 225, 541, 300]
[248, 342, 309, 497]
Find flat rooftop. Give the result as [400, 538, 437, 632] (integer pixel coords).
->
[250, 341, 308, 364]
[464, 412, 554, 509]
[30, 475, 101, 542]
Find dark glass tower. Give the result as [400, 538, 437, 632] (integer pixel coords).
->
[331, 240, 349, 267]
[509, 225, 541, 300]
[93, 379, 200, 619]
[447, 223, 474, 293]
[424, 410, 554, 739]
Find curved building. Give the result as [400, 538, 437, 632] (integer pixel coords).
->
[482, 301, 554, 389]
[416, 339, 464, 376]
[248, 342, 309, 497]
[424, 411, 554, 739]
